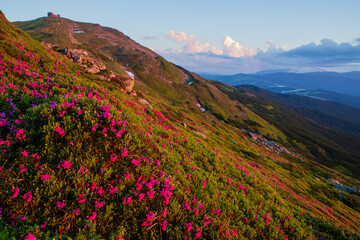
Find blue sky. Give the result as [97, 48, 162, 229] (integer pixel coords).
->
[1, 0, 360, 74]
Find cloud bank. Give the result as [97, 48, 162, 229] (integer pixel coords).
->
[143, 36, 157, 41]
[160, 31, 360, 74]
[165, 31, 254, 57]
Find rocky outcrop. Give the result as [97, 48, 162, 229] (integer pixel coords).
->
[242, 129, 296, 156]
[110, 75, 135, 92]
[327, 179, 359, 194]
[42, 42, 58, 49]
[57, 47, 106, 74]
[327, 178, 341, 185]
[48, 45, 135, 92]
[327, 178, 359, 194]
[334, 184, 358, 194]
[193, 131, 206, 139]
[138, 98, 153, 110]
[123, 79, 134, 92]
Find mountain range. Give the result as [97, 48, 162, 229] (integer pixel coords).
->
[202, 71, 360, 108]
[0, 11, 359, 239]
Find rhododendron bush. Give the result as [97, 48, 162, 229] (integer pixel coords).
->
[0, 12, 359, 240]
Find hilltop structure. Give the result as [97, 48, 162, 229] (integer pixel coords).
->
[47, 12, 60, 18]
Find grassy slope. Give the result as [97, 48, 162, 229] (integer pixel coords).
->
[212, 81, 360, 178]
[1, 12, 360, 240]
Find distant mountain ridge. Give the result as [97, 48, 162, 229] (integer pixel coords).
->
[203, 71, 360, 108]
[239, 85, 360, 136]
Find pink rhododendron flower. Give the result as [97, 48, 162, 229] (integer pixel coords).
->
[56, 200, 66, 209]
[110, 154, 117, 162]
[54, 126, 65, 137]
[23, 191, 32, 203]
[58, 111, 66, 117]
[0, 118, 9, 127]
[116, 129, 125, 138]
[195, 229, 202, 238]
[77, 194, 87, 203]
[122, 196, 132, 204]
[50, 101, 57, 109]
[87, 212, 97, 221]
[131, 159, 139, 167]
[145, 189, 154, 198]
[97, 186, 105, 196]
[204, 216, 211, 226]
[39, 222, 47, 229]
[12, 187, 20, 198]
[40, 174, 50, 181]
[184, 222, 192, 232]
[19, 164, 27, 173]
[146, 211, 155, 221]
[124, 173, 131, 180]
[161, 207, 168, 217]
[21, 151, 28, 157]
[0, 140, 10, 147]
[102, 128, 108, 137]
[73, 208, 80, 216]
[16, 129, 26, 140]
[121, 148, 128, 157]
[109, 185, 118, 194]
[95, 201, 105, 208]
[138, 193, 145, 202]
[24, 233, 36, 240]
[61, 160, 72, 169]
[110, 119, 116, 126]
[161, 221, 167, 231]
[136, 183, 142, 191]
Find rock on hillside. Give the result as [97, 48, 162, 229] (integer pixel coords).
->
[57, 47, 106, 73]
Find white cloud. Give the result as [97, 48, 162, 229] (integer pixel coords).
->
[166, 31, 189, 43]
[143, 36, 157, 41]
[222, 36, 255, 57]
[210, 46, 223, 55]
[166, 31, 255, 58]
[266, 40, 276, 50]
[166, 31, 221, 54]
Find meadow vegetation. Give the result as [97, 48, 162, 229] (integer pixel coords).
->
[0, 12, 360, 239]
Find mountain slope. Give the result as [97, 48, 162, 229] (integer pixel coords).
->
[13, 16, 246, 123]
[1, 11, 360, 239]
[212, 82, 360, 178]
